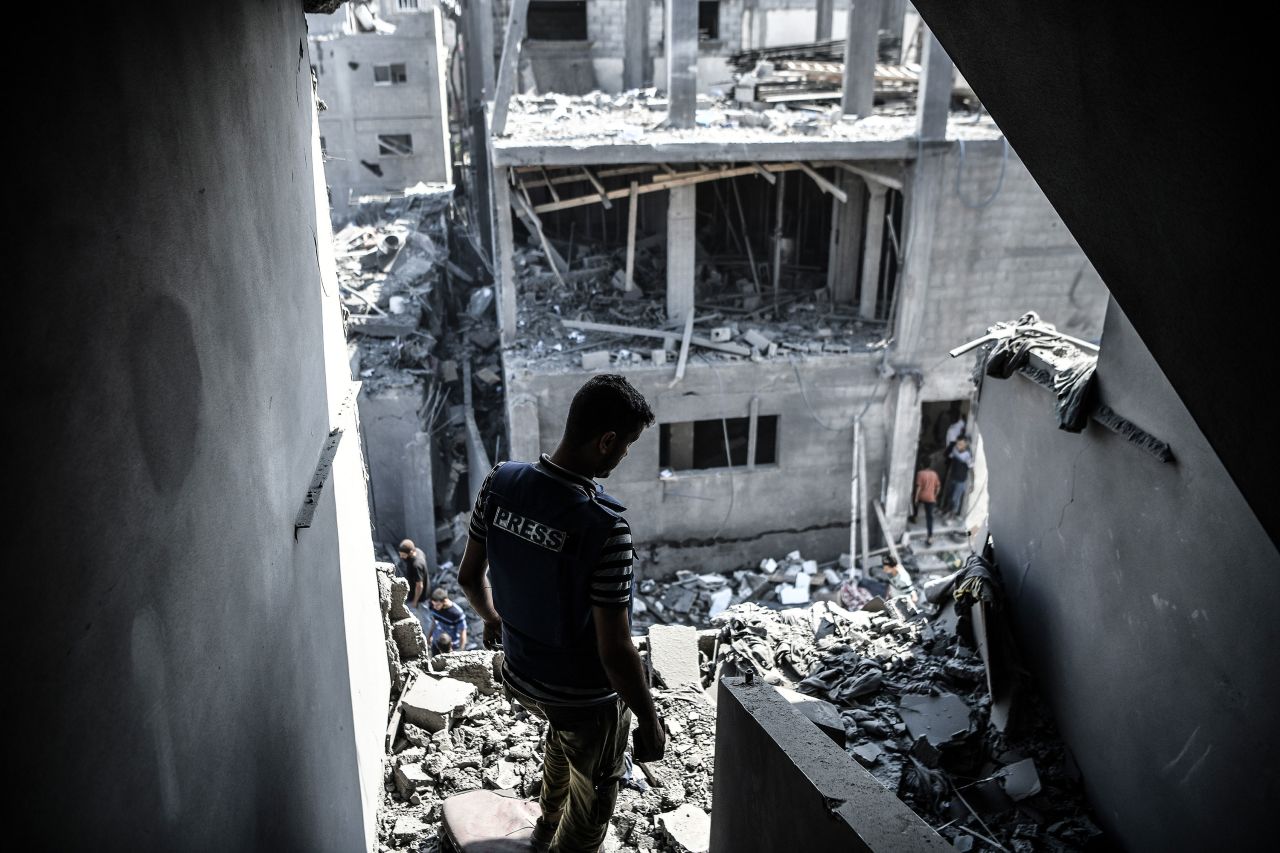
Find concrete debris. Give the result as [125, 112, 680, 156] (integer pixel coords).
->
[391, 617, 427, 661]
[657, 803, 711, 853]
[376, 545, 1103, 853]
[400, 676, 477, 733]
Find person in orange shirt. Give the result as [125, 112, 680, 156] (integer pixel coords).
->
[912, 461, 942, 545]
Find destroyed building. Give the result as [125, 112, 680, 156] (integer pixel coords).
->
[13, 2, 1273, 853]
[308, 0, 454, 217]
[487, 0, 1108, 572]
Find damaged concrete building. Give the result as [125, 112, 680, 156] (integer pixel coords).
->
[487, 0, 1108, 572]
[14, 1, 1273, 852]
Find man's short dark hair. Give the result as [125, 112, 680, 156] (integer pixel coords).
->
[563, 374, 655, 446]
[398, 539, 415, 555]
[883, 555, 899, 568]
[430, 587, 447, 602]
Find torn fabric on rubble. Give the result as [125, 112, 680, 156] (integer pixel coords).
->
[1052, 356, 1097, 433]
[953, 554, 1001, 613]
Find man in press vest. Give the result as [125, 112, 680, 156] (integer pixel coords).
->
[458, 374, 665, 852]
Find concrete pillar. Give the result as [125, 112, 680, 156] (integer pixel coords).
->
[880, 0, 907, 62]
[666, 185, 697, 320]
[858, 182, 889, 319]
[624, 0, 651, 89]
[403, 432, 438, 573]
[827, 173, 867, 305]
[916, 28, 954, 140]
[841, 0, 881, 117]
[492, 165, 518, 343]
[665, 0, 698, 128]
[507, 394, 541, 462]
[815, 0, 835, 41]
[883, 380, 922, 535]
[462, 0, 496, 254]
[895, 147, 946, 360]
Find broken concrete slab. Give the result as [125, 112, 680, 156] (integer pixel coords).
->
[581, 350, 611, 370]
[649, 624, 702, 692]
[482, 758, 521, 791]
[996, 757, 1042, 801]
[389, 575, 411, 621]
[897, 692, 972, 746]
[432, 650, 500, 695]
[774, 686, 845, 744]
[742, 328, 773, 350]
[391, 615, 427, 660]
[394, 761, 432, 798]
[401, 675, 478, 732]
[658, 804, 711, 853]
[392, 815, 428, 842]
[851, 742, 884, 766]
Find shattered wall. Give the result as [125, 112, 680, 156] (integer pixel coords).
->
[13, 2, 386, 847]
[506, 354, 891, 574]
[978, 299, 1277, 851]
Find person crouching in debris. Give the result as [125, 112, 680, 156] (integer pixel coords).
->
[426, 587, 467, 654]
[881, 555, 918, 604]
[458, 374, 665, 853]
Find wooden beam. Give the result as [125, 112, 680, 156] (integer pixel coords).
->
[539, 166, 560, 202]
[858, 420, 870, 574]
[873, 499, 904, 570]
[669, 311, 696, 386]
[517, 164, 658, 189]
[747, 395, 760, 470]
[825, 161, 904, 191]
[532, 163, 806, 215]
[799, 162, 849, 203]
[582, 168, 613, 209]
[490, 0, 531, 137]
[512, 185, 568, 286]
[560, 317, 752, 357]
[750, 162, 778, 184]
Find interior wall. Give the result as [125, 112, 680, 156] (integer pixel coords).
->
[506, 354, 890, 573]
[979, 299, 1277, 851]
[13, 3, 384, 848]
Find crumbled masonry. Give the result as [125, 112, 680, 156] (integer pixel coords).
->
[374, 545, 1104, 852]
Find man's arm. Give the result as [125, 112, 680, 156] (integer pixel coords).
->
[594, 605, 664, 762]
[411, 580, 424, 608]
[457, 536, 502, 648]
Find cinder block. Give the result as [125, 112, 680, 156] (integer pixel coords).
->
[651, 349, 668, 365]
[581, 350, 611, 370]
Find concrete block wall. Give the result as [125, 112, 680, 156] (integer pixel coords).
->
[505, 354, 892, 573]
[914, 141, 1110, 389]
[15, 2, 387, 847]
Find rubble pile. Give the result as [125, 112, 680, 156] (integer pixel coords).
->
[375, 646, 717, 853]
[700, 566, 1106, 851]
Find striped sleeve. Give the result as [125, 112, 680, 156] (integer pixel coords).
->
[467, 464, 503, 541]
[590, 518, 634, 608]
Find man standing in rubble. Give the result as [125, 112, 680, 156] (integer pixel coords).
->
[944, 436, 974, 520]
[458, 374, 665, 853]
[398, 538, 429, 615]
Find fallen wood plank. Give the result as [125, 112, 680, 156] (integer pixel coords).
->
[532, 163, 806, 215]
[562, 317, 750, 357]
[582, 168, 613, 209]
[347, 312, 419, 337]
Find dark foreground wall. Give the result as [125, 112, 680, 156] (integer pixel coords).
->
[11, 2, 387, 848]
[710, 679, 950, 852]
[979, 300, 1278, 851]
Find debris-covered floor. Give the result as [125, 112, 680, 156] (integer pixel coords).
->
[374, 543, 1110, 853]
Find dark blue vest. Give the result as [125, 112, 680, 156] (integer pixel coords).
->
[484, 461, 626, 689]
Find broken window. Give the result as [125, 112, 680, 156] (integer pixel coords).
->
[373, 63, 408, 85]
[698, 2, 720, 41]
[659, 416, 778, 471]
[319, 136, 328, 154]
[377, 134, 413, 156]
[396, 0, 420, 10]
[527, 1, 588, 41]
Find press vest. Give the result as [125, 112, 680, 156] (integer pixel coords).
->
[484, 461, 626, 690]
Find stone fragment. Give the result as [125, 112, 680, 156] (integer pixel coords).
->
[581, 350, 611, 370]
[394, 762, 431, 798]
[648, 624, 702, 692]
[391, 616, 427, 660]
[433, 650, 500, 695]
[389, 576, 411, 621]
[658, 804, 710, 853]
[774, 686, 845, 743]
[391, 815, 427, 842]
[897, 692, 972, 746]
[401, 675, 478, 732]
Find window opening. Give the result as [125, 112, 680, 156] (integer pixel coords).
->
[660, 416, 778, 471]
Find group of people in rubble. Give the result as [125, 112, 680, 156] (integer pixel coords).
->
[912, 406, 976, 546]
